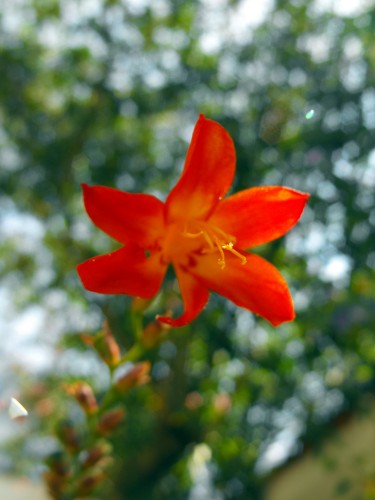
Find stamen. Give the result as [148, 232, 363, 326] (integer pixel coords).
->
[211, 225, 237, 243]
[183, 230, 204, 239]
[182, 221, 245, 269]
[183, 228, 215, 249]
[216, 241, 226, 269]
[222, 243, 247, 266]
[202, 230, 215, 249]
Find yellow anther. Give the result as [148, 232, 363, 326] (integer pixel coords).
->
[222, 243, 247, 266]
[216, 242, 226, 269]
[182, 221, 245, 269]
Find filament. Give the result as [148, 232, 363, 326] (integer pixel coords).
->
[183, 222, 246, 269]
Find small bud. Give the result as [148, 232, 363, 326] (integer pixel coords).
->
[82, 441, 112, 468]
[43, 470, 66, 498]
[115, 361, 151, 393]
[142, 321, 169, 349]
[45, 451, 70, 477]
[82, 320, 121, 368]
[64, 381, 98, 415]
[56, 420, 81, 452]
[77, 468, 106, 495]
[97, 408, 126, 436]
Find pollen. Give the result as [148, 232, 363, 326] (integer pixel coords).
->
[220, 242, 247, 268]
[183, 222, 247, 269]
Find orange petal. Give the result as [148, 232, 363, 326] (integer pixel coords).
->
[166, 115, 236, 222]
[193, 252, 295, 326]
[157, 264, 209, 327]
[82, 184, 165, 247]
[210, 187, 309, 249]
[77, 245, 166, 298]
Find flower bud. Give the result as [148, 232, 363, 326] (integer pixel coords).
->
[77, 468, 106, 496]
[64, 381, 98, 415]
[56, 420, 81, 452]
[115, 361, 151, 393]
[142, 321, 169, 349]
[97, 407, 126, 436]
[43, 470, 66, 499]
[82, 320, 121, 368]
[45, 451, 70, 477]
[82, 441, 112, 468]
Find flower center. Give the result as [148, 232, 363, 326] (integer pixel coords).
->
[182, 221, 247, 269]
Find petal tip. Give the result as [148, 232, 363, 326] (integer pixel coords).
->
[299, 191, 310, 201]
[156, 313, 190, 328]
[292, 188, 310, 203]
[156, 314, 177, 327]
[268, 302, 296, 327]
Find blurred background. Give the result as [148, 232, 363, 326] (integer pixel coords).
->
[0, 0, 374, 498]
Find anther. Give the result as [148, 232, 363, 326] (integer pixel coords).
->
[222, 243, 247, 266]
[182, 222, 246, 269]
[216, 243, 226, 269]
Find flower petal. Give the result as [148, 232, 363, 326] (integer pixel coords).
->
[9, 398, 28, 420]
[77, 245, 166, 298]
[166, 114, 236, 222]
[157, 264, 209, 327]
[193, 252, 295, 326]
[210, 187, 309, 248]
[82, 184, 165, 247]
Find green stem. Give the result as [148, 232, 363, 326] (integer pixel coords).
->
[48, 303, 155, 498]
[119, 343, 145, 364]
[130, 308, 143, 341]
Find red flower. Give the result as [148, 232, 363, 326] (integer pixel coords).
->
[77, 115, 309, 327]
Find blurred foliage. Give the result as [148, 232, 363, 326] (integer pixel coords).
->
[0, 0, 374, 499]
